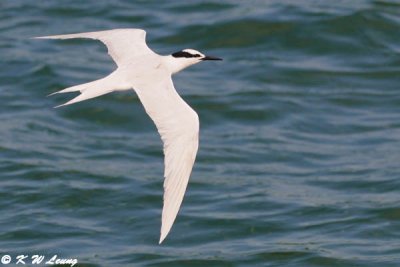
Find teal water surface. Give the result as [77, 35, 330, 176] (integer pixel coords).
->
[1, 1, 400, 266]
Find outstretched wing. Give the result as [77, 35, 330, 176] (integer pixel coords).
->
[134, 76, 199, 244]
[35, 28, 155, 67]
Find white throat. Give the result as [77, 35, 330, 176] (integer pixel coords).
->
[163, 55, 199, 75]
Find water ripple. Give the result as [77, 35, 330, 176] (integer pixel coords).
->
[1, 1, 400, 266]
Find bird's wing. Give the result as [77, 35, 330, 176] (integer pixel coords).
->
[35, 28, 154, 67]
[133, 76, 199, 244]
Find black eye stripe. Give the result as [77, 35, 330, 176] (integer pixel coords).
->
[172, 51, 201, 58]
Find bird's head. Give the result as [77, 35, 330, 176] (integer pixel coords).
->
[168, 49, 222, 74]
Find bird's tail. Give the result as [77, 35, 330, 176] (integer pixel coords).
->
[50, 71, 128, 108]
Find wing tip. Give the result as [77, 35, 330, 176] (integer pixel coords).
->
[159, 231, 168, 244]
[32, 35, 57, 39]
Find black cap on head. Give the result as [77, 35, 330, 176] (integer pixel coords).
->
[172, 51, 201, 58]
[172, 49, 222, 61]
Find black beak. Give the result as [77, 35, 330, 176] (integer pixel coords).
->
[201, 55, 223, 61]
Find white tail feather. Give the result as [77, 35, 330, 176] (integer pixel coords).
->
[54, 90, 108, 108]
[50, 71, 129, 108]
[48, 79, 99, 96]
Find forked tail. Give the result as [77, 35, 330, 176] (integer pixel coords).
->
[50, 71, 129, 108]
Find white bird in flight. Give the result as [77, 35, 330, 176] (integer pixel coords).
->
[35, 28, 222, 243]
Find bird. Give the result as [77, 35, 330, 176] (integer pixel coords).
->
[34, 28, 222, 244]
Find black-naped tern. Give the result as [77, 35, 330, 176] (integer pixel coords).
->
[35, 28, 222, 244]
